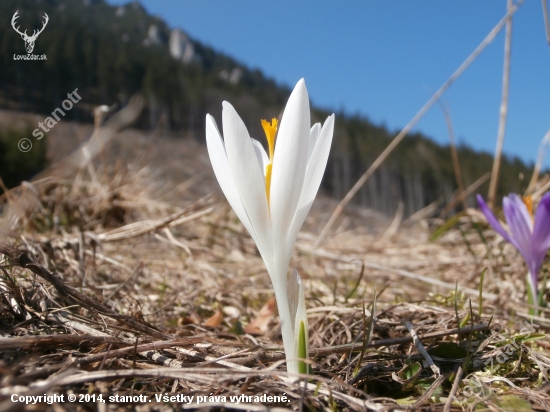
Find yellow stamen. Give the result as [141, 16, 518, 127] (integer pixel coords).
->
[262, 118, 278, 160]
[265, 163, 273, 207]
[261, 118, 278, 207]
[524, 196, 533, 217]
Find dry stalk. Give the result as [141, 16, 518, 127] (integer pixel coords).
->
[444, 365, 463, 412]
[488, 0, 513, 208]
[543, 0, 550, 47]
[439, 101, 467, 211]
[440, 172, 490, 218]
[0, 334, 121, 350]
[526, 128, 550, 194]
[404, 321, 440, 376]
[408, 374, 446, 410]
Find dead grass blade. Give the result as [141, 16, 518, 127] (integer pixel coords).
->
[0, 246, 171, 340]
[439, 101, 467, 211]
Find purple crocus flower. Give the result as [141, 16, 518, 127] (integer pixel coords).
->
[476, 193, 550, 300]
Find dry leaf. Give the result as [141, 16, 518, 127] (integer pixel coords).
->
[244, 297, 276, 335]
[177, 312, 200, 326]
[203, 308, 224, 327]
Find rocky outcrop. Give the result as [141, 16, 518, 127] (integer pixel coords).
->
[219, 67, 243, 85]
[169, 29, 195, 63]
[144, 24, 162, 46]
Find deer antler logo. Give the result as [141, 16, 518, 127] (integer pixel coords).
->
[11, 11, 49, 54]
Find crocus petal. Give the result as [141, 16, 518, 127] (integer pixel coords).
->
[476, 194, 513, 244]
[308, 123, 321, 163]
[505, 194, 534, 231]
[286, 270, 309, 375]
[503, 194, 534, 259]
[532, 193, 550, 277]
[287, 115, 335, 253]
[270, 79, 310, 257]
[206, 80, 326, 374]
[533, 193, 550, 252]
[205, 115, 259, 246]
[251, 138, 269, 179]
[222, 102, 272, 261]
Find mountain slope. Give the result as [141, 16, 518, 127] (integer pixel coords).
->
[0, 0, 535, 215]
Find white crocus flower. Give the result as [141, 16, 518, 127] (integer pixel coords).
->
[206, 79, 335, 374]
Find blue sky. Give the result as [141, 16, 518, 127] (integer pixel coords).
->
[108, 0, 550, 166]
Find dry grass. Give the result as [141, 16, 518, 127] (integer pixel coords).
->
[0, 115, 550, 411]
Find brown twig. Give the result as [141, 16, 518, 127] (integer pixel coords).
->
[488, 0, 513, 208]
[310, 323, 489, 356]
[103, 262, 143, 303]
[440, 172, 491, 218]
[439, 101, 467, 211]
[0, 245, 171, 340]
[408, 374, 446, 410]
[444, 365, 464, 412]
[526, 129, 550, 194]
[404, 321, 440, 376]
[0, 334, 121, 350]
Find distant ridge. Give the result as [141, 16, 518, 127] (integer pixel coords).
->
[0, 0, 534, 216]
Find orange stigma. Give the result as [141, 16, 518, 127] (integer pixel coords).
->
[261, 118, 278, 207]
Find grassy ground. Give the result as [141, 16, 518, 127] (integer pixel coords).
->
[0, 111, 549, 411]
